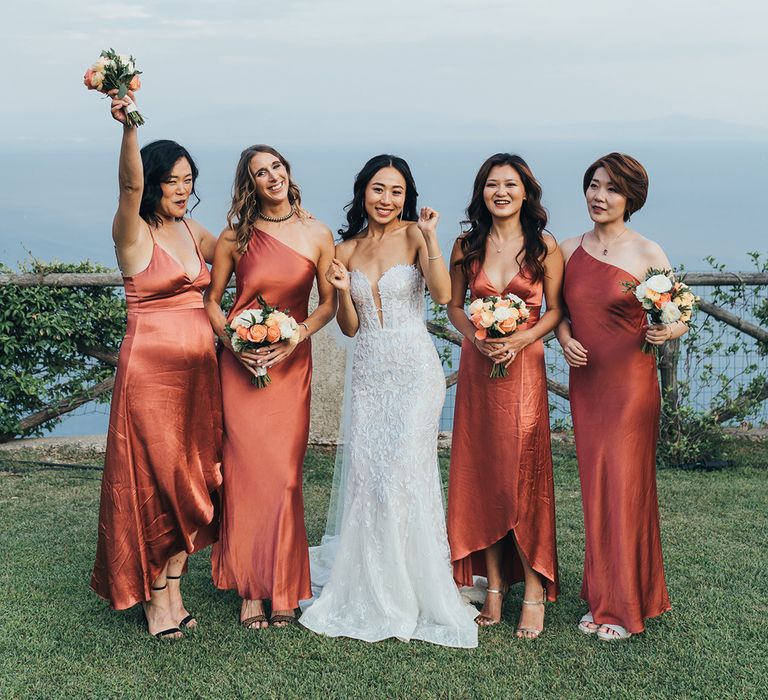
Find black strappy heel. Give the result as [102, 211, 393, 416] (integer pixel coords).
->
[166, 574, 197, 628]
[143, 583, 183, 639]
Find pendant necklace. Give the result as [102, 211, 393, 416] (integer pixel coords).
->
[594, 227, 628, 256]
[489, 230, 504, 253]
[259, 205, 295, 223]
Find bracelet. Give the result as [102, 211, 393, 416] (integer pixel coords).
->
[428, 254, 442, 261]
[300, 321, 310, 337]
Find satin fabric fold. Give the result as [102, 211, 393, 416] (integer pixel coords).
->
[564, 245, 670, 633]
[211, 228, 315, 610]
[91, 223, 223, 610]
[448, 266, 559, 600]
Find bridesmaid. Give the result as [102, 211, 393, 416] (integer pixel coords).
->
[447, 153, 562, 638]
[204, 145, 336, 629]
[91, 92, 222, 639]
[557, 152, 687, 641]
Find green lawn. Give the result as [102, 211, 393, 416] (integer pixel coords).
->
[1, 440, 766, 700]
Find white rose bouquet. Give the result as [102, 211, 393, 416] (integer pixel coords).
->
[225, 295, 300, 387]
[468, 293, 531, 378]
[622, 268, 697, 355]
[83, 49, 145, 127]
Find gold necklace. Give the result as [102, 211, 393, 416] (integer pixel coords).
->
[259, 205, 295, 223]
[488, 230, 504, 253]
[594, 227, 628, 256]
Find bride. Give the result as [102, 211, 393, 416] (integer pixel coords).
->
[299, 155, 478, 648]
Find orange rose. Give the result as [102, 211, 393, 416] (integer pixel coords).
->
[654, 292, 672, 309]
[248, 324, 268, 343]
[474, 328, 487, 341]
[266, 325, 281, 342]
[83, 69, 96, 89]
[499, 317, 517, 334]
[470, 312, 484, 329]
[129, 75, 141, 91]
[236, 326, 250, 341]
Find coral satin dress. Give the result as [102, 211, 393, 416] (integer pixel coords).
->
[564, 244, 670, 633]
[448, 265, 559, 600]
[91, 221, 223, 610]
[211, 228, 315, 611]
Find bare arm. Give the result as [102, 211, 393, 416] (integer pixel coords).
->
[644, 241, 690, 345]
[327, 243, 359, 337]
[555, 237, 589, 367]
[412, 210, 450, 305]
[300, 227, 338, 340]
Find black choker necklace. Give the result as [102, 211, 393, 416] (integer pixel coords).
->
[259, 205, 295, 223]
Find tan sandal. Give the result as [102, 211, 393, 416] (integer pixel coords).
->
[270, 611, 298, 628]
[516, 590, 546, 640]
[476, 588, 505, 627]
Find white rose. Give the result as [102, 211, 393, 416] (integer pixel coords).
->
[645, 274, 672, 293]
[660, 301, 682, 324]
[507, 294, 524, 305]
[91, 57, 109, 73]
[468, 299, 484, 315]
[493, 307, 513, 322]
[118, 55, 134, 70]
[634, 282, 648, 301]
[279, 320, 295, 338]
[231, 309, 262, 328]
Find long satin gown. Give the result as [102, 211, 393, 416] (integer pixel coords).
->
[448, 265, 559, 600]
[91, 222, 223, 610]
[564, 243, 671, 633]
[211, 228, 315, 611]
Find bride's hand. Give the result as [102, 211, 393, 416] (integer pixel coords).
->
[326, 258, 350, 292]
[416, 207, 439, 240]
[108, 88, 136, 125]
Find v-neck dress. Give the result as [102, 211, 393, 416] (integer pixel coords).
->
[447, 263, 559, 600]
[211, 228, 316, 611]
[91, 221, 223, 610]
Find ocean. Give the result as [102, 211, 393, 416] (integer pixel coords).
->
[1, 140, 766, 435]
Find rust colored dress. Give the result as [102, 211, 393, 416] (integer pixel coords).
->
[448, 265, 559, 600]
[91, 222, 223, 610]
[564, 244, 670, 633]
[211, 228, 315, 610]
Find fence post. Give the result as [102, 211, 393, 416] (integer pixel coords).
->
[658, 338, 680, 410]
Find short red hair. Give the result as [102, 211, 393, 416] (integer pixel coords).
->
[583, 152, 648, 222]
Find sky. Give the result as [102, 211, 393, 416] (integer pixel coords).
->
[1, 0, 767, 148]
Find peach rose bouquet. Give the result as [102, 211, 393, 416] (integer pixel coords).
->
[469, 293, 531, 378]
[226, 295, 301, 387]
[622, 268, 697, 355]
[83, 49, 145, 127]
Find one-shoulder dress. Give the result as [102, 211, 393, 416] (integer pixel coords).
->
[91, 222, 223, 610]
[211, 228, 316, 612]
[564, 243, 670, 633]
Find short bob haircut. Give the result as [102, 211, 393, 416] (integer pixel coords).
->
[583, 152, 648, 222]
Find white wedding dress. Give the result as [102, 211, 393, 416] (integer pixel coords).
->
[299, 264, 478, 648]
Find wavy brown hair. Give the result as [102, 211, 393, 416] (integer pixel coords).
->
[226, 144, 304, 254]
[583, 152, 648, 222]
[458, 153, 549, 283]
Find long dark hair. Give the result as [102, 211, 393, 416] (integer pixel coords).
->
[338, 154, 419, 240]
[226, 144, 304, 254]
[458, 153, 549, 283]
[139, 140, 200, 227]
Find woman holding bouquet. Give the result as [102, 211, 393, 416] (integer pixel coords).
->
[557, 152, 688, 640]
[204, 145, 336, 629]
[446, 153, 562, 637]
[91, 92, 223, 639]
[299, 155, 478, 648]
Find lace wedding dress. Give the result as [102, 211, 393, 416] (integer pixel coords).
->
[299, 264, 478, 648]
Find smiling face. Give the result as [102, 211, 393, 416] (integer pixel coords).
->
[249, 151, 290, 207]
[157, 157, 193, 219]
[483, 164, 526, 219]
[363, 166, 407, 226]
[585, 166, 628, 224]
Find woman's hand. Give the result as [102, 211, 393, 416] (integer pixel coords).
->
[108, 89, 136, 125]
[416, 207, 439, 240]
[645, 323, 673, 346]
[472, 335, 501, 359]
[486, 331, 534, 368]
[326, 258, 350, 292]
[562, 337, 588, 367]
[233, 347, 265, 380]
[253, 339, 299, 369]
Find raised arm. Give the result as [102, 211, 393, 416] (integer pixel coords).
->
[413, 210, 450, 304]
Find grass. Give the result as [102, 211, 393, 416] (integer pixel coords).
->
[1, 440, 767, 700]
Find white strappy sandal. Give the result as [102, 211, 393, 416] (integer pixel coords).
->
[597, 623, 632, 641]
[578, 611, 599, 635]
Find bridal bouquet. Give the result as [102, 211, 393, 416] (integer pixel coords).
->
[83, 49, 145, 127]
[622, 269, 696, 355]
[226, 296, 300, 387]
[469, 294, 530, 378]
